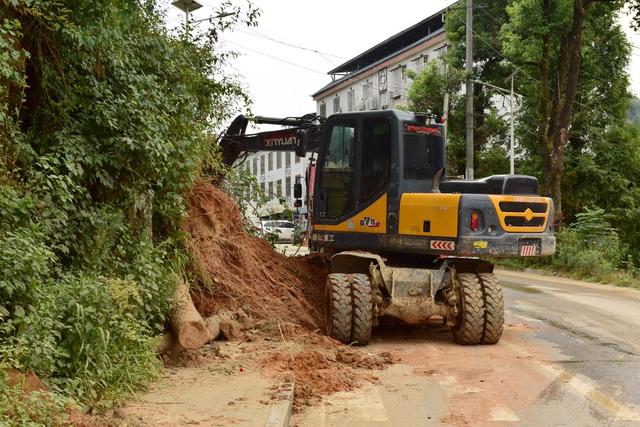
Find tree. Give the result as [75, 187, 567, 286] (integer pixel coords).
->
[502, 0, 626, 220]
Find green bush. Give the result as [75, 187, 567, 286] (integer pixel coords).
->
[553, 208, 627, 276]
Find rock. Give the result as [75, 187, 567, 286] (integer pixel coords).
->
[205, 316, 221, 341]
[220, 319, 243, 341]
[336, 349, 363, 364]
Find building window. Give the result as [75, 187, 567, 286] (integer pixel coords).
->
[295, 154, 301, 164]
[434, 45, 447, 71]
[347, 90, 355, 112]
[285, 152, 291, 167]
[268, 152, 273, 171]
[333, 96, 340, 113]
[276, 180, 282, 197]
[277, 152, 282, 169]
[286, 176, 291, 197]
[378, 68, 387, 92]
[260, 155, 265, 174]
[363, 82, 373, 101]
[390, 66, 402, 98]
[252, 158, 258, 175]
[268, 181, 274, 198]
[260, 182, 265, 192]
[320, 102, 326, 117]
[412, 55, 429, 73]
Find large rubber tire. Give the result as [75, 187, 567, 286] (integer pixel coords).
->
[325, 273, 352, 343]
[453, 273, 485, 345]
[478, 273, 504, 344]
[350, 273, 373, 345]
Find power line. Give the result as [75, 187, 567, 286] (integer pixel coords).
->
[449, 12, 606, 121]
[237, 27, 348, 60]
[224, 40, 327, 75]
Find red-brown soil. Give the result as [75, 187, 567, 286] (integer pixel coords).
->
[261, 347, 395, 411]
[184, 182, 328, 330]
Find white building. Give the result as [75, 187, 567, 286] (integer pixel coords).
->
[312, 9, 448, 114]
[241, 150, 309, 214]
[241, 8, 448, 216]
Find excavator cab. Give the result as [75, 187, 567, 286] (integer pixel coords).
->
[313, 110, 444, 238]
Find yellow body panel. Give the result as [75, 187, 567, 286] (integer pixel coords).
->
[488, 195, 550, 233]
[313, 194, 387, 234]
[399, 193, 461, 237]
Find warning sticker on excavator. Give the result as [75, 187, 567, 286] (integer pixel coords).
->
[430, 240, 455, 251]
[404, 124, 442, 136]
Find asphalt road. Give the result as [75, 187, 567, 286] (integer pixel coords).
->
[293, 270, 640, 426]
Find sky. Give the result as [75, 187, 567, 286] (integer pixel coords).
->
[163, 0, 640, 123]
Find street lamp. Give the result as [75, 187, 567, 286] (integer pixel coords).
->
[472, 78, 523, 175]
[171, 0, 203, 31]
[506, 67, 522, 176]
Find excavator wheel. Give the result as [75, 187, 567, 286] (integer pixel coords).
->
[453, 273, 485, 345]
[478, 273, 504, 344]
[325, 273, 352, 343]
[350, 273, 373, 345]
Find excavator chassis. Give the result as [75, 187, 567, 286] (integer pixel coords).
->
[325, 251, 504, 346]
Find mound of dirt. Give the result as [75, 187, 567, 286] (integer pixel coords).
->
[184, 182, 328, 330]
[261, 348, 395, 410]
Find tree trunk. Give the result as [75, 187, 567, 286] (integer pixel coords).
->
[537, 0, 598, 222]
[170, 278, 211, 349]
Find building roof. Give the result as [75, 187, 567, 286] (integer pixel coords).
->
[312, 7, 447, 99]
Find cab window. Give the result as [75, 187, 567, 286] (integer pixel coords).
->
[319, 122, 355, 219]
[361, 118, 390, 201]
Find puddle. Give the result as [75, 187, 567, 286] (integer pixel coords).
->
[502, 281, 543, 294]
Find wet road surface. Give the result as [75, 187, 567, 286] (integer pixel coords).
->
[293, 270, 640, 426]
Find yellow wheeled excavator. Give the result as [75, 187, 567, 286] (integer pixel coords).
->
[221, 109, 555, 345]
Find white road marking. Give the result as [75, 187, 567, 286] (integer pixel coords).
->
[504, 309, 543, 324]
[489, 406, 521, 422]
[535, 362, 640, 421]
[504, 341, 640, 421]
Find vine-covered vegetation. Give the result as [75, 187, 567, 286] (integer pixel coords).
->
[0, 0, 258, 417]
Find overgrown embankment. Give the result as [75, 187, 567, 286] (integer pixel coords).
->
[0, 0, 258, 422]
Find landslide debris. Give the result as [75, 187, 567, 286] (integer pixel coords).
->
[184, 181, 327, 329]
[176, 181, 394, 411]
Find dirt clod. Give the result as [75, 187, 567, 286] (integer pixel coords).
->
[220, 319, 243, 341]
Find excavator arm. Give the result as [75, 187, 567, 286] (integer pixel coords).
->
[219, 113, 324, 169]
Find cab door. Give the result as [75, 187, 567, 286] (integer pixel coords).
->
[315, 117, 358, 224]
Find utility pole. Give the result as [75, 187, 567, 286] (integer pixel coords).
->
[472, 78, 522, 175]
[443, 92, 450, 142]
[465, 0, 474, 180]
[509, 72, 515, 175]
